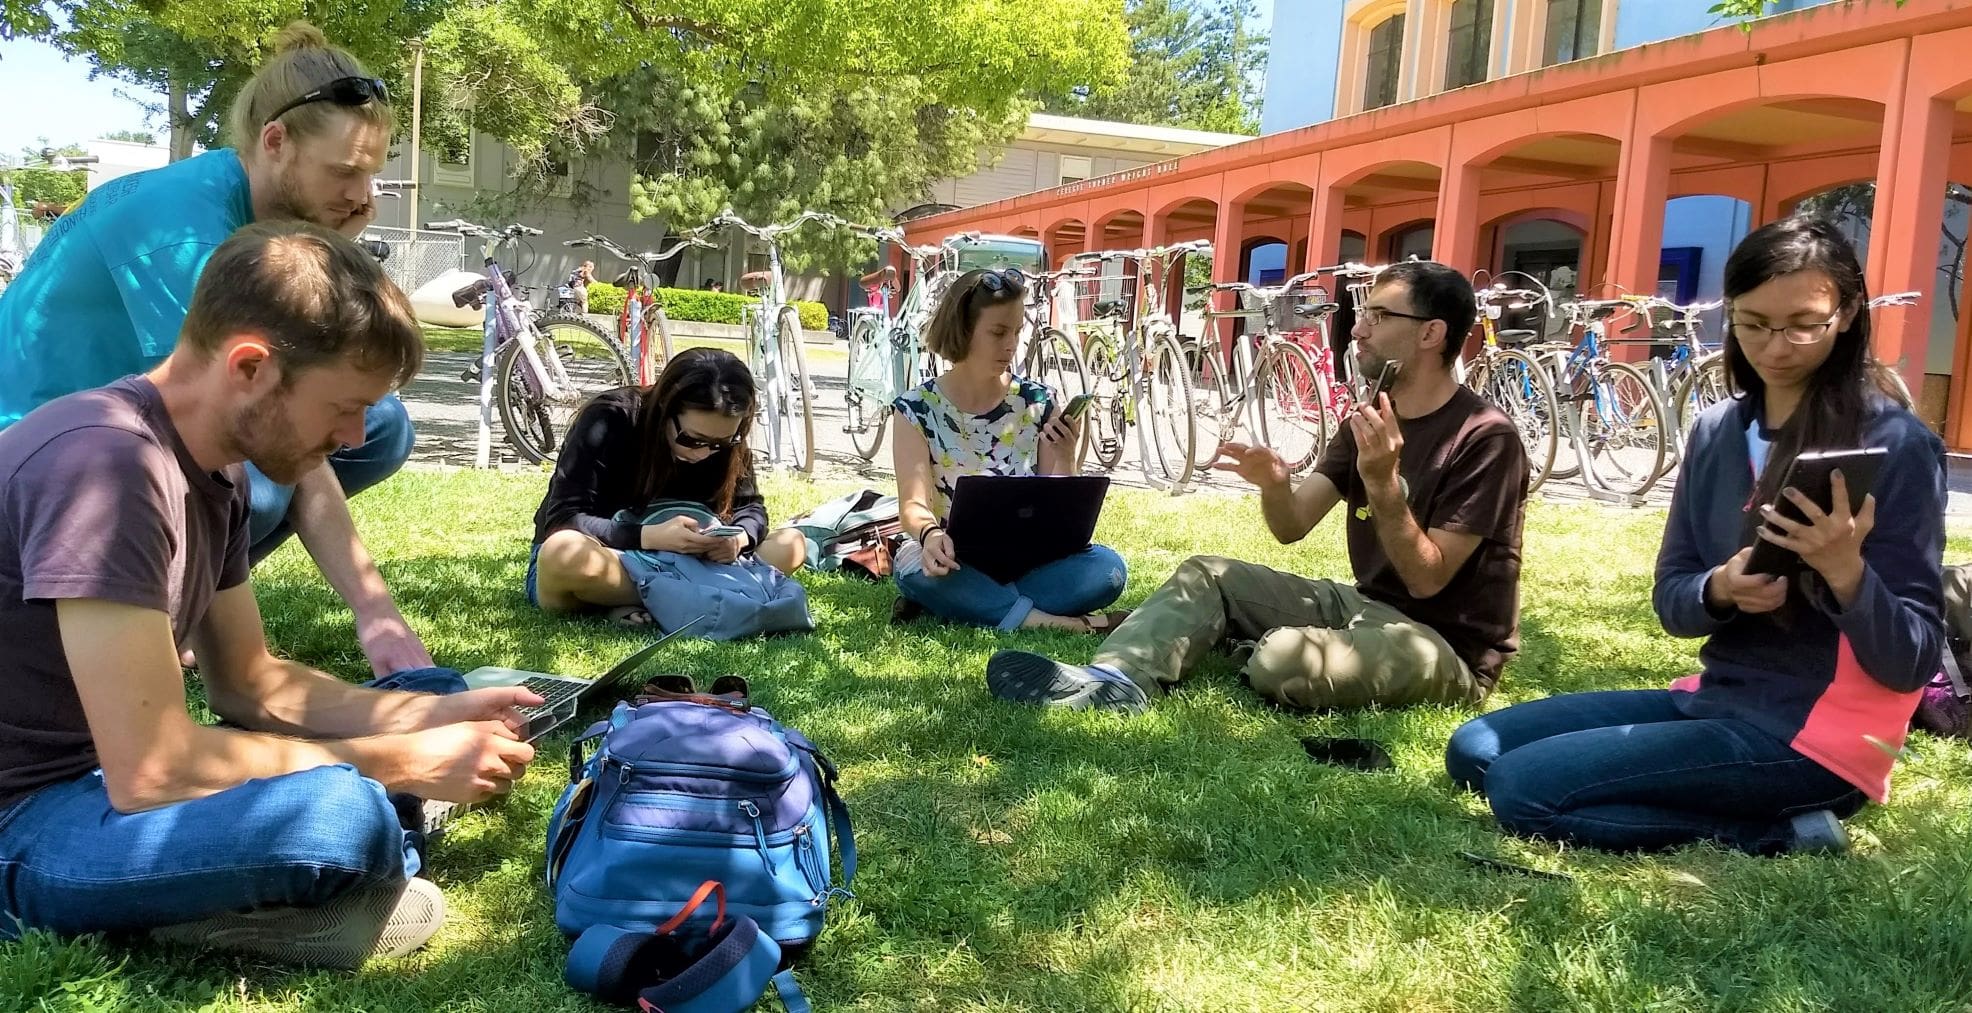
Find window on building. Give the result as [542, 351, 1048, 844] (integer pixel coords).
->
[433, 133, 473, 186]
[1444, 0, 1495, 90]
[1364, 14, 1405, 110]
[1543, 0, 1602, 67]
[1059, 155, 1093, 185]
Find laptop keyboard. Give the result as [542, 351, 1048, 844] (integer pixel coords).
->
[518, 675, 588, 717]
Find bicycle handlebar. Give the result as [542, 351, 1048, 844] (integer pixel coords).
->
[1870, 290, 1922, 308]
[424, 220, 543, 240]
[566, 231, 714, 264]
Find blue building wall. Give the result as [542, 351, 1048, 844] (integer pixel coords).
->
[1259, 2, 1345, 134]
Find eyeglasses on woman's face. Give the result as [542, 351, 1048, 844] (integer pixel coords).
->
[1729, 314, 1843, 346]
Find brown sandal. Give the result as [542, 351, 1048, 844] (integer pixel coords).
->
[1082, 610, 1132, 633]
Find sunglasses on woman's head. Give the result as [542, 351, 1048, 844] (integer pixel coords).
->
[671, 418, 744, 452]
[264, 76, 391, 126]
[976, 269, 1027, 298]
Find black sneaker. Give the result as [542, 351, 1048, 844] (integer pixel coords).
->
[985, 651, 1150, 714]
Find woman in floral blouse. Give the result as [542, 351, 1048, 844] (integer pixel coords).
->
[890, 268, 1128, 631]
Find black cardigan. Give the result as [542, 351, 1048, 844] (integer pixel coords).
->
[530, 387, 768, 549]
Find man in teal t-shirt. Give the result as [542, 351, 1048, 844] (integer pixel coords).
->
[0, 61, 433, 676]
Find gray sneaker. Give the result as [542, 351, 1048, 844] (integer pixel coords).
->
[149, 877, 446, 968]
[1785, 809, 1851, 855]
[986, 650, 1151, 714]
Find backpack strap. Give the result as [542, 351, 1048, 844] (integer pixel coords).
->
[1943, 637, 1970, 699]
[786, 733, 857, 885]
[567, 881, 789, 1013]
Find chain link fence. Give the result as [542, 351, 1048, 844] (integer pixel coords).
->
[362, 226, 464, 296]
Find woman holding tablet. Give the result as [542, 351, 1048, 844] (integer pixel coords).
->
[1446, 217, 1946, 854]
[890, 269, 1128, 631]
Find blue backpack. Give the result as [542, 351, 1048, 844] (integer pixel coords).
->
[546, 680, 855, 962]
[613, 502, 814, 640]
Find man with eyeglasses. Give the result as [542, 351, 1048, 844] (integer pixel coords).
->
[0, 23, 433, 677]
[987, 260, 1531, 715]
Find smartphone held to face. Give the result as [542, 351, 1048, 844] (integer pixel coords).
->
[1362, 361, 1400, 406]
[1743, 446, 1889, 577]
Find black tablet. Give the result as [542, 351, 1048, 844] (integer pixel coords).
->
[1744, 446, 1889, 577]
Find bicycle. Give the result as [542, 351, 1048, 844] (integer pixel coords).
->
[705, 207, 832, 474]
[1073, 240, 1207, 490]
[1016, 263, 1094, 446]
[836, 223, 947, 461]
[425, 217, 631, 465]
[563, 229, 715, 385]
[1463, 275, 1563, 493]
[1193, 272, 1340, 476]
[1531, 298, 1669, 499]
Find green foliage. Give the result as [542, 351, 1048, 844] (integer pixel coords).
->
[634, 287, 827, 331]
[584, 279, 625, 316]
[9, 168, 85, 208]
[1045, 0, 1266, 135]
[99, 129, 157, 144]
[607, 2, 1127, 271]
[1709, 0, 1905, 26]
[5, 140, 88, 208]
[0, 0, 52, 43]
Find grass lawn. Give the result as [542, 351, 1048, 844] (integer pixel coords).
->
[421, 326, 848, 365]
[7, 472, 1972, 1011]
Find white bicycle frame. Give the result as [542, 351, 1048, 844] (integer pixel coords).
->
[711, 208, 835, 470]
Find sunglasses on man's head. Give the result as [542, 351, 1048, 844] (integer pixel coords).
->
[671, 418, 744, 452]
[264, 76, 391, 126]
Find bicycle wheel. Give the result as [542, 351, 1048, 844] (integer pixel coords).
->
[1082, 332, 1126, 472]
[1025, 326, 1090, 401]
[843, 315, 889, 461]
[1142, 328, 1197, 488]
[1537, 348, 1583, 483]
[1470, 349, 1561, 494]
[1674, 354, 1730, 436]
[1188, 336, 1237, 469]
[1584, 360, 1667, 497]
[773, 305, 817, 474]
[1256, 340, 1329, 476]
[496, 316, 633, 464]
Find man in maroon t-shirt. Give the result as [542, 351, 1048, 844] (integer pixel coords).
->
[0, 222, 538, 967]
[988, 260, 1530, 714]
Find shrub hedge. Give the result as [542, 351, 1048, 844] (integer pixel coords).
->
[579, 281, 825, 332]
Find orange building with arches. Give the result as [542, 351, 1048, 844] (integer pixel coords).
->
[903, 0, 1972, 450]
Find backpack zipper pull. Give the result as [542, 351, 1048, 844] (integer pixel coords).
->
[740, 801, 772, 872]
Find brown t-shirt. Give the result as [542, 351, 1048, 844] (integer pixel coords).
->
[0, 376, 249, 803]
[1314, 385, 1528, 688]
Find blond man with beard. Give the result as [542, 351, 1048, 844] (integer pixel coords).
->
[0, 22, 430, 676]
[0, 222, 539, 966]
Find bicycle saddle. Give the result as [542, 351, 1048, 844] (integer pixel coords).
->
[1091, 299, 1125, 318]
[451, 278, 491, 309]
[1293, 302, 1340, 319]
[1496, 329, 1538, 345]
[738, 271, 771, 295]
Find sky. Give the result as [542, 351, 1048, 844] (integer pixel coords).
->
[0, 38, 167, 155]
[0, 0, 1281, 156]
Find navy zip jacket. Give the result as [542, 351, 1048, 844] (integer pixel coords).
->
[1654, 393, 1945, 801]
[531, 387, 768, 550]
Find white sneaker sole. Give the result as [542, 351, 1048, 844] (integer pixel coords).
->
[149, 877, 445, 968]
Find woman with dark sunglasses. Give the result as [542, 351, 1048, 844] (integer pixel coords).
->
[1446, 216, 1946, 855]
[528, 348, 808, 626]
[890, 268, 1130, 631]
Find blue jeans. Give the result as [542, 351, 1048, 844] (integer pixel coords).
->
[1445, 689, 1865, 854]
[0, 667, 465, 938]
[247, 395, 416, 564]
[895, 543, 1127, 630]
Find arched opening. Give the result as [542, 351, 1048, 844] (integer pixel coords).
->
[1787, 179, 1972, 427]
[1386, 221, 1436, 261]
[1043, 218, 1089, 268]
[1234, 182, 1315, 282]
[1488, 212, 1588, 340]
[1092, 210, 1147, 253]
[1243, 238, 1289, 285]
